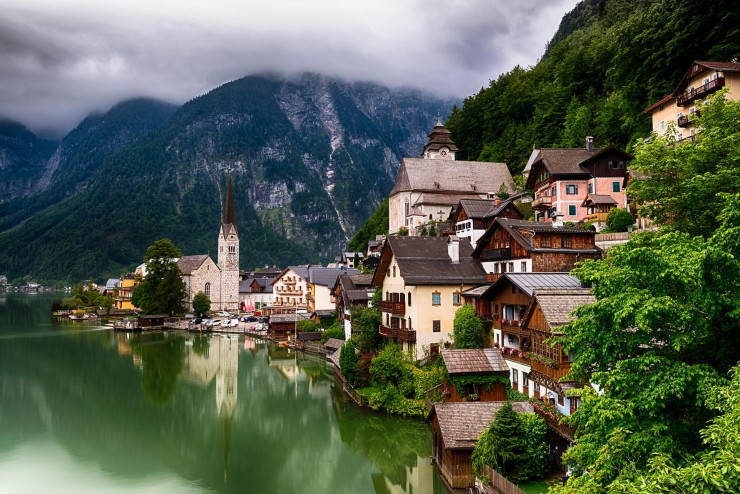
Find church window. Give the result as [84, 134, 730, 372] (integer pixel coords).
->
[229, 245, 236, 254]
[205, 283, 211, 297]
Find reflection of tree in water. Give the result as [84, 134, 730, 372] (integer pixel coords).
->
[192, 334, 210, 357]
[134, 333, 186, 405]
[332, 385, 431, 486]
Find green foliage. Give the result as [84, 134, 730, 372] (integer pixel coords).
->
[367, 385, 427, 417]
[352, 304, 382, 353]
[296, 319, 319, 333]
[339, 339, 364, 387]
[347, 199, 389, 253]
[321, 324, 345, 344]
[411, 365, 444, 400]
[191, 291, 210, 317]
[370, 343, 413, 394]
[627, 92, 740, 237]
[452, 304, 485, 349]
[471, 403, 548, 484]
[397, 227, 409, 236]
[61, 280, 114, 310]
[603, 207, 633, 232]
[131, 239, 186, 315]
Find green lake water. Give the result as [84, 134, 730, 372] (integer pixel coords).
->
[0, 293, 446, 493]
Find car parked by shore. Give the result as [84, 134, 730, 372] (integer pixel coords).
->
[221, 318, 239, 328]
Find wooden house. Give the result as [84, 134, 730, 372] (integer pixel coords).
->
[440, 349, 509, 402]
[429, 401, 533, 490]
[138, 314, 166, 328]
[268, 313, 311, 340]
[451, 196, 524, 247]
[332, 273, 374, 340]
[472, 217, 602, 278]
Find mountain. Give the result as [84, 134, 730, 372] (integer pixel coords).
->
[0, 73, 454, 282]
[0, 121, 57, 204]
[446, 0, 740, 173]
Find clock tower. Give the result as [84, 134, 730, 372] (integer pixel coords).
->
[421, 115, 459, 160]
[217, 174, 240, 311]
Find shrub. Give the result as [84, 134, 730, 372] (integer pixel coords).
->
[321, 325, 345, 343]
[453, 304, 485, 348]
[605, 208, 633, 232]
[296, 319, 319, 332]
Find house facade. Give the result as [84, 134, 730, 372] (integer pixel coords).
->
[472, 217, 602, 277]
[239, 276, 274, 312]
[388, 119, 514, 235]
[307, 266, 359, 313]
[451, 196, 523, 247]
[525, 139, 632, 229]
[113, 274, 139, 310]
[643, 60, 740, 141]
[333, 273, 374, 340]
[372, 236, 486, 360]
[440, 349, 509, 402]
[270, 266, 310, 312]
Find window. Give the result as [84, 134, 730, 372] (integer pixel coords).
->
[404, 200, 409, 217]
[558, 394, 565, 406]
[612, 181, 620, 193]
[433, 320, 441, 332]
[494, 263, 499, 274]
[563, 236, 572, 248]
[659, 120, 665, 131]
[432, 292, 441, 306]
[508, 262, 514, 272]
[204, 282, 211, 297]
[407, 292, 411, 307]
[503, 304, 517, 321]
[618, 161, 625, 168]
[568, 205, 576, 216]
[452, 291, 461, 306]
[550, 186, 556, 197]
[541, 236, 550, 248]
[522, 372, 529, 387]
[392, 266, 396, 277]
[229, 245, 235, 254]
[512, 369, 519, 384]
[587, 183, 593, 194]
[520, 261, 527, 272]
[677, 112, 683, 119]
[533, 382, 540, 394]
[566, 184, 578, 195]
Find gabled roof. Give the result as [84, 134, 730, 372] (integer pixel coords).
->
[324, 338, 345, 350]
[429, 402, 534, 450]
[524, 146, 632, 189]
[390, 158, 513, 196]
[473, 218, 599, 257]
[523, 288, 595, 330]
[643, 61, 740, 113]
[178, 255, 211, 275]
[422, 117, 460, 155]
[458, 198, 498, 219]
[271, 265, 311, 285]
[239, 277, 274, 294]
[582, 194, 618, 207]
[309, 267, 360, 287]
[373, 236, 487, 286]
[441, 349, 509, 375]
[479, 272, 582, 299]
[105, 279, 121, 290]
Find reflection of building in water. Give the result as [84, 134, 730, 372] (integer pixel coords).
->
[115, 333, 142, 368]
[267, 346, 301, 382]
[371, 458, 434, 494]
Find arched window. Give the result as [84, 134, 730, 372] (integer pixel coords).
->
[205, 283, 211, 297]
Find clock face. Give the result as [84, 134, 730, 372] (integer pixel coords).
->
[440, 149, 448, 157]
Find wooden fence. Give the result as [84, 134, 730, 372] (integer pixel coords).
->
[474, 465, 526, 494]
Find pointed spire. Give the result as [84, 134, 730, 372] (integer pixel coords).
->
[435, 110, 443, 127]
[223, 174, 235, 226]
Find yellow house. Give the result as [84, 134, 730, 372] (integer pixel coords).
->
[372, 235, 487, 360]
[114, 274, 140, 310]
[643, 60, 740, 141]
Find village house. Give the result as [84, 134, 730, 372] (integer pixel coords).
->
[239, 275, 274, 313]
[429, 401, 534, 490]
[372, 235, 486, 360]
[450, 195, 524, 247]
[524, 138, 632, 230]
[440, 349, 509, 402]
[388, 118, 514, 235]
[332, 273, 374, 340]
[472, 217, 602, 279]
[269, 266, 310, 313]
[307, 266, 359, 314]
[643, 60, 740, 141]
[113, 273, 140, 310]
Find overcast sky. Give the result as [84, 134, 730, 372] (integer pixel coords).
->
[1, 0, 580, 138]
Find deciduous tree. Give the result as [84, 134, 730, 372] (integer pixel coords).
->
[452, 304, 485, 349]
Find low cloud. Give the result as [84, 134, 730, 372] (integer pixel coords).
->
[0, 0, 578, 137]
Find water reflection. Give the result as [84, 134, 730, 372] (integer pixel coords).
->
[1, 294, 442, 494]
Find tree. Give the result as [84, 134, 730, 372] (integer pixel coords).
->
[132, 238, 187, 315]
[604, 207, 633, 232]
[452, 304, 485, 349]
[471, 403, 526, 482]
[339, 339, 363, 387]
[192, 291, 210, 317]
[627, 92, 740, 238]
[352, 305, 382, 353]
[370, 343, 412, 391]
[428, 219, 437, 237]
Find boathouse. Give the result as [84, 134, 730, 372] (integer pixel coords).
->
[441, 349, 509, 402]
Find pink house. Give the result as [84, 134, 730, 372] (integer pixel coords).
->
[525, 137, 632, 230]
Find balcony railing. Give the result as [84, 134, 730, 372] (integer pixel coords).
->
[584, 212, 609, 223]
[379, 300, 406, 315]
[531, 401, 576, 442]
[677, 110, 701, 127]
[530, 360, 572, 381]
[532, 196, 552, 209]
[677, 76, 724, 106]
[480, 248, 511, 261]
[379, 325, 416, 342]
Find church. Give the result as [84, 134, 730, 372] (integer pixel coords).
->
[178, 176, 241, 312]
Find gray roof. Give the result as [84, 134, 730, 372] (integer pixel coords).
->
[441, 349, 509, 375]
[324, 338, 345, 350]
[239, 277, 274, 293]
[329, 348, 341, 366]
[376, 236, 487, 286]
[414, 193, 470, 207]
[349, 274, 373, 286]
[269, 313, 311, 324]
[461, 285, 490, 297]
[177, 255, 210, 275]
[309, 267, 360, 287]
[529, 288, 595, 328]
[105, 279, 120, 290]
[431, 402, 534, 450]
[482, 273, 583, 298]
[390, 158, 513, 196]
[474, 218, 600, 257]
[289, 266, 310, 280]
[459, 198, 498, 219]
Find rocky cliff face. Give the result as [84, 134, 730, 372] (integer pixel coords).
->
[0, 73, 454, 281]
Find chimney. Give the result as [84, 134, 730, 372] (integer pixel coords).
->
[585, 136, 594, 152]
[552, 212, 564, 228]
[494, 197, 502, 206]
[447, 235, 460, 264]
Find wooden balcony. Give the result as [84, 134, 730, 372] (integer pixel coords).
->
[379, 300, 405, 315]
[532, 196, 552, 209]
[677, 110, 701, 127]
[480, 247, 511, 261]
[502, 350, 530, 366]
[379, 325, 416, 342]
[677, 76, 724, 106]
[531, 401, 576, 442]
[501, 323, 531, 340]
[530, 360, 571, 381]
[584, 212, 609, 223]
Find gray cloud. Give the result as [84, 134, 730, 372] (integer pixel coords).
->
[0, 0, 579, 137]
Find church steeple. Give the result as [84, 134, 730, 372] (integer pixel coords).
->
[223, 174, 236, 230]
[421, 116, 459, 160]
[217, 173, 240, 310]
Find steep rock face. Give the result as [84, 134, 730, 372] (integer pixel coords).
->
[0, 73, 454, 282]
[0, 121, 57, 204]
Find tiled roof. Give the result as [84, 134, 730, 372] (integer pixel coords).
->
[441, 349, 509, 375]
[414, 193, 472, 206]
[390, 158, 513, 196]
[431, 402, 534, 450]
[537, 148, 600, 175]
[461, 285, 490, 297]
[309, 267, 360, 287]
[324, 338, 345, 350]
[582, 194, 618, 206]
[383, 236, 486, 285]
[697, 60, 740, 71]
[345, 289, 373, 303]
[269, 313, 311, 324]
[531, 288, 595, 328]
[459, 198, 497, 219]
[329, 348, 341, 366]
[177, 255, 210, 275]
[349, 274, 373, 286]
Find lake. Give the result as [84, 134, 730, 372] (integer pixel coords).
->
[0, 293, 446, 493]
